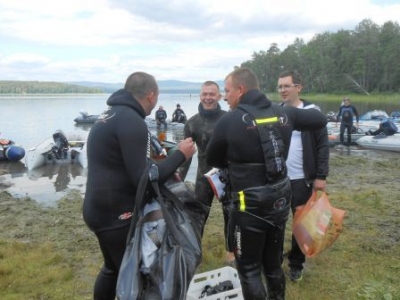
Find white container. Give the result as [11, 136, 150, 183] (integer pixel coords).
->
[187, 266, 243, 300]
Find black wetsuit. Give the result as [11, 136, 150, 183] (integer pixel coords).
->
[337, 104, 359, 144]
[184, 103, 227, 230]
[155, 109, 167, 127]
[206, 89, 327, 300]
[83, 89, 185, 300]
[172, 108, 186, 123]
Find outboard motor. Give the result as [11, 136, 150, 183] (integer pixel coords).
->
[80, 110, 89, 118]
[51, 130, 69, 159]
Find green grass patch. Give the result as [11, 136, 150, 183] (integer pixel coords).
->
[0, 152, 399, 299]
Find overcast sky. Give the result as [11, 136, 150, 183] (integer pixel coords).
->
[1, 0, 399, 83]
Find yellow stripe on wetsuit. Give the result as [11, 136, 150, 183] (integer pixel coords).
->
[238, 115, 279, 211]
[238, 191, 246, 211]
[254, 116, 279, 125]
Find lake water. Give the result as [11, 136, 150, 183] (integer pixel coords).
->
[0, 93, 397, 206]
[0, 93, 231, 206]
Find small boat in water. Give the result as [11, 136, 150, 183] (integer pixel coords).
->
[74, 111, 99, 124]
[0, 137, 25, 162]
[360, 110, 389, 121]
[25, 130, 88, 170]
[356, 134, 400, 152]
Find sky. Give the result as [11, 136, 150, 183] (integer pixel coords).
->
[1, 0, 400, 84]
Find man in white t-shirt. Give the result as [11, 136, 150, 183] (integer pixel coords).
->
[278, 70, 330, 282]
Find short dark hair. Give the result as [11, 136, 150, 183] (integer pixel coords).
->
[124, 72, 158, 100]
[279, 70, 302, 85]
[226, 67, 259, 90]
[202, 80, 220, 91]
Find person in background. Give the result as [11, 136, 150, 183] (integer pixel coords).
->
[183, 81, 234, 264]
[278, 70, 329, 282]
[206, 67, 327, 300]
[172, 103, 187, 123]
[155, 105, 167, 128]
[82, 71, 196, 300]
[336, 97, 359, 145]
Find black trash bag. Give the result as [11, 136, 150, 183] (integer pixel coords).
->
[117, 163, 210, 300]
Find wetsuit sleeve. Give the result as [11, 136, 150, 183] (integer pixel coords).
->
[352, 106, 359, 122]
[117, 116, 185, 189]
[283, 106, 327, 132]
[206, 115, 229, 169]
[181, 120, 194, 171]
[156, 150, 186, 182]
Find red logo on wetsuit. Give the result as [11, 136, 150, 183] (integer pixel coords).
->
[118, 212, 133, 220]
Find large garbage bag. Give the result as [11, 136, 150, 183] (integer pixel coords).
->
[117, 163, 210, 300]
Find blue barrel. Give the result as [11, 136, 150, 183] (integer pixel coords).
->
[5, 145, 26, 161]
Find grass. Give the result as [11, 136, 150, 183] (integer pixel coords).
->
[1, 151, 400, 299]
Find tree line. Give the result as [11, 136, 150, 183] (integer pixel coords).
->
[240, 19, 400, 94]
[0, 81, 103, 94]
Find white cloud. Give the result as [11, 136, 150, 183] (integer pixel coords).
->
[0, 0, 399, 83]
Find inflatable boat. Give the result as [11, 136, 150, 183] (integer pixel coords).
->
[25, 130, 88, 170]
[0, 138, 25, 162]
[356, 134, 400, 152]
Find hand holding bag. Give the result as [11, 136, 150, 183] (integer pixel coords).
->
[293, 191, 345, 258]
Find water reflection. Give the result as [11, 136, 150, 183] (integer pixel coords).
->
[0, 161, 87, 206]
[0, 124, 191, 206]
[27, 164, 87, 192]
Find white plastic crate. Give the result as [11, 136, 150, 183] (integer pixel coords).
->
[187, 266, 244, 300]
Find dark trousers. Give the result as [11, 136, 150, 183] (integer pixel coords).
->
[288, 179, 313, 271]
[232, 210, 286, 300]
[340, 122, 353, 143]
[93, 225, 130, 300]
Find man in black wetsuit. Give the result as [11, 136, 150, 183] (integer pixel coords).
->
[184, 81, 227, 201]
[336, 97, 359, 145]
[183, 81, 234, 263]
[206, 68, 327, 300]
[82, 71, 196, 300]
[172, 103, 186, 123]
[155, 105, 167, 128]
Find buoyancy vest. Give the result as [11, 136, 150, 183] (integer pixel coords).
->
[237, 104, 287, 183]
[229, 104, 291, 226]
[341, 106, 353, 123]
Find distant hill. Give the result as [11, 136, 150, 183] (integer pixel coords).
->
[0, 79, 224, 94]
[67, 80, 225, 94]
[0, 80, 103, 94]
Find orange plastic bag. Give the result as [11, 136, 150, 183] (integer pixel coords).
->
[293, 191, 345, 258]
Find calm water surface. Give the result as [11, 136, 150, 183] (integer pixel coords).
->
[0, 94, 397, 205]
[0, 93, 230, 206]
